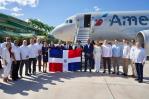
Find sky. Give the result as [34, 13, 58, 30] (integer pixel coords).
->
[0, 0, 149, 26]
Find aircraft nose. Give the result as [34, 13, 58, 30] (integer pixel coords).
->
[50, 23, 76, 41]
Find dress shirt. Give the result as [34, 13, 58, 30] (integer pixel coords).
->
[1, 42, 14, 49]
[122, 44, 130, 59]
[112, 44, 121, 57]
[102, 44, 112, 57]
[35, 43, 43, 56]
[13, 46, 21, 61]
[28, 44, 38, 58]
[133, 47, 146, 63]
[20, 45, 30, 60]
[130, 46, 136, 60]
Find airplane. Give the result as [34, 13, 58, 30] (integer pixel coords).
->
[50, 11, 149, 57]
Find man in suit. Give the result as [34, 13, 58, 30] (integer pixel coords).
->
[84, 39, 94, 72]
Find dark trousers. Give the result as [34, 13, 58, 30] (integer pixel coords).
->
[29, 58, 37, 74]
[135, 63, 144, 82]
[19, 59, 29, 76]
[112, 57, 120, 73]
[38, 55, 42, 72]
[80, 53, 82, 71]
[0, 59, 2, 69]
[11, 61, 21, 80]
[84, 56, 93, 72]
[103, 57, 111, 73]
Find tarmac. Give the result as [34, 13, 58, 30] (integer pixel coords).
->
[0, 62, 149, 99]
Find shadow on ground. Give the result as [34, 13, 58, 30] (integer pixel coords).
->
[0, 71, 149, 96]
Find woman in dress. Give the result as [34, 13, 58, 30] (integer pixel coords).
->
[93, 41, 102, 72]
[42, 41, 49, 73]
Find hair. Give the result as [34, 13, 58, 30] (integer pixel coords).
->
[131, 39, 136, 45]
[91, 40, 95, 45]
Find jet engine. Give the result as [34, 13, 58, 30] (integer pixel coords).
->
[136, 30, 149, 59]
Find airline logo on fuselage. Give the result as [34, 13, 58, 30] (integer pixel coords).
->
[95, 14, 149, 26]
[110, 15, 149, 26]
[95, 13, 108, 26]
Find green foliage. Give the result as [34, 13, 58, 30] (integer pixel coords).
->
[27, 19, 54, 36]
[0, 18, 59, 44]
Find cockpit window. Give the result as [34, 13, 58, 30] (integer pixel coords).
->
[69, 19, 72, 23]
[65, 19, 73, 24]
[65, 20, 69, 23]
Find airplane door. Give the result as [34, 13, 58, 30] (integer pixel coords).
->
[84, 14, 91, 28]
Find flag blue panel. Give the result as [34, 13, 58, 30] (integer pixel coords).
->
[68, 62, 81, 71]
[50, 49, 63, 58]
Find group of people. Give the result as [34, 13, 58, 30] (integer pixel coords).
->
[0, 37, 49, 82]
[0, 36, 146, 83]
[83, 39, 146, 83]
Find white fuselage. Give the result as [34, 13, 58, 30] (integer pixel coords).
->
[50, 11, 149, 41]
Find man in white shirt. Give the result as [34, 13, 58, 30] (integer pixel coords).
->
[133, 42, 146, 83]
[130, 40, 137, 77]
[1, 37, 14, 49]
[28, 38, 38, 75]
[112, 40, 122, 75]
[20, 40, 30, 77]
[11, 40, 21, 81]
[122, 39, 130, 76]
[35, 38, 43, 72]
[102, 40, 112, 74]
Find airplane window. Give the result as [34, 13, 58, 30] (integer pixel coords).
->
[69, 19, 73, 23]
[65, 20, 69, 23]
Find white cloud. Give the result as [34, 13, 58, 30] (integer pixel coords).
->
[25, 19, 29, 22]
[11, 12, 24, 17]
[0, 0, 39, 17]
[0, 6, 7, 10]
[0, 0, 7, 6]
[0, 0, 39, 7]
[93, 6, 101, 11]
[11, 6, 22, 12]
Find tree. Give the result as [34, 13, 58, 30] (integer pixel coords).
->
[27, 19, 54, 36]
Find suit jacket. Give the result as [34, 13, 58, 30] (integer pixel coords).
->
[84, 44, 94, 58]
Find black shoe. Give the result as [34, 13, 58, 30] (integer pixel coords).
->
[135, 78, 139, 81]
[123, 73, 127, 76]
[103, 71, 106, 73]
[33, 72, 36, 75]
[17, 77, 21, 79]
[117, 72, 119, 75]
[138, 80, 143, 83]
[25, 74, 31, 76]
[124, 74, 128, 76]
[112, 72, 115, 74]
[12, 78, 18, 81]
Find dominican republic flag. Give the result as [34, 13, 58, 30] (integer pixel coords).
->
[49, 48, 81, 72]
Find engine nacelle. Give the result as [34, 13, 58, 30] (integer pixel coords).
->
[136, 30, 149, 58]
